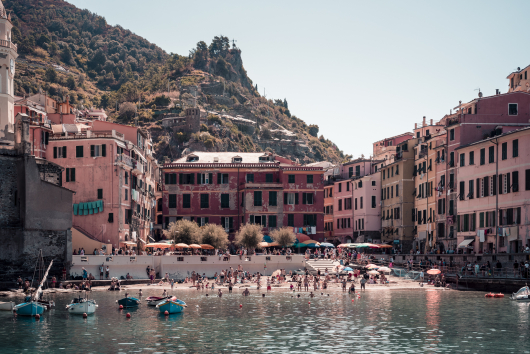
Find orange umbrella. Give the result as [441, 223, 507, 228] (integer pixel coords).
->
[296, 234, 310, 243]
[427, 269, 441, 275]
[145, 243, 172, 248]
[378, 244, 393, 248]
[175, 243, 189, 248]
[189, 244, 202, 249]
[258, 242, 269, 248]
[365, 264, 379, 269]
[265, 241, 280, 247]
[200, 244, 214, 249]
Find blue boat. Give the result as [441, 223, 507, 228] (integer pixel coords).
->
[117, 296, 140, 308]
[157, 298, 186, 314]
[14, 302, 45, 316]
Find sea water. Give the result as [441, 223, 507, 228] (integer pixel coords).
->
[0, 288, 529, 353]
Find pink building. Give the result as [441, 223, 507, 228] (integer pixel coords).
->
[14, 97, 52, 159]
[455, 127, 530, 254]
[373, 132, 414, 164]
[352, 171, 382, 243]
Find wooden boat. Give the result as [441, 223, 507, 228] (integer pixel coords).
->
[146, 295, 176, 306]
[511, 286, 530, 301]
[0, 301, 15, 311]
[66, 294, 98, 315]
[156, 298, 186, 314]
[15, 259, 53, 317]
[117, 295, 140, 308]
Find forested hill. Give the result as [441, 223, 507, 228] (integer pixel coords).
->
[7, 0, 350, 164]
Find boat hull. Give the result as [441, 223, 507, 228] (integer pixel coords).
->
[157, 299, 186, 314]
[67, 301, 98, 314]
[0, 301, 15, 311]
[14, 302, 45, 316]
[511, 295, 530, 302]
[118, 297, 140, 308]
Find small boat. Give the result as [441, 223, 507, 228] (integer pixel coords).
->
[117, 294, 140, 308]
[0, 301, 15, 311]
[494, 293, 504, 298]
[66, 293, 98, 315]
[15, 258, 53, 317]
[511, 285, 530, 301]
[146, 295, 176, 306]
[156, 298, 186, 314]
[485, 293, 495, 298]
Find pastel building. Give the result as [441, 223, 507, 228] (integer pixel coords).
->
[455, 127, 530, 254]
[0, 2, 17, 146]
[14, 97, 52, 159]
[351, 170, 382, 243]
[373, 132, 413, 165]
[162, 152, 325, 241]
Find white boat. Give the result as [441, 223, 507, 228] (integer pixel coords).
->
[66, 297, 98, 315]
[510, 285, 530, 302]
[0, 301, 15, 311]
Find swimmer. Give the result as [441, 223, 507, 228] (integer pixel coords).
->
[309, 292, 314, 298]
[297, 294, 301, 298]
[262, 293, 265, 297]
[163, 289, 167, 297]
[218, 289, 223, 297]
[243, 288, 250, 296]
[139, 289, 143, 297]
[206, 294, 209, 297]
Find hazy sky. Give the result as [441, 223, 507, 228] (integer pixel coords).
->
[69, 0, 530, 158]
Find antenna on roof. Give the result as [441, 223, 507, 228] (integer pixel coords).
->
[475, 88, 482, 98]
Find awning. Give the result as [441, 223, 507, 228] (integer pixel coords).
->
[458, 239, 475, 248]
[63, 124, 79, 134]
[138, 238, 146, 243]
[51, 124, 63, 134]
[116, 141, 126, 149]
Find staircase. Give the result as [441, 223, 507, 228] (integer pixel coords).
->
[306, 259, 339, 274]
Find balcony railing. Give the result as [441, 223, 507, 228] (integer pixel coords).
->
[0, 40, 17, 52]
[115, 154, 134, 168]
[49, 130, 125, 141]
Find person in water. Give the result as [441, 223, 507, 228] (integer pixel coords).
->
[218, 289, 223, 297]
[243, 288, 250, 296]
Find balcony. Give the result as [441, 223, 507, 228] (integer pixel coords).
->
[50, 129, 125, 141]
[115, 154, 134, 169]
[445, 117, 460, 127]
[133, 161, 145, 175]
[0, 40, 17, 52]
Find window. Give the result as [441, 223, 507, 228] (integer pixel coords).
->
[349, 167, 353, 178]
[512, 171, 519, 192]
[254, 191, 262, 206]
[90, 144, 106, 157]
[360, 197, 363, 209]
[371, 196, 376, 208]
[288, 214, 294, 227]
[346, 182, 350, 192]
[513, 139, 519, 158]
[97, 188, 103, 199]
[338, 199, 343, 211]
[197, 217, 209, 226]
[125, 172, 129, 185]
[359, 180, 363, 188]
[266, 174, 273, 183]
[200, 194, 209, 208]
[502, 142, 507, 160]
[391, 166, 394, 177]
[124, 189, 128, 201]
[356, 165, 360, 177]
[509, 103, 518, 116]
[450, 129, 455, 141]
[165, 173, 177, 185]
[338, 183, 342, 193]
[526, 169, 530, 191]
[199, 173, 213, 185]
[307, 175, 313, 184]
[480, 179, 484, 198]
[53, 146, 67, 159]
[396, 165, 399, 175]
[179, 173, 195, 184]
[372, 181, 376, 186]
[76, 146, 83, 158]
[65, 168, 75, 182]
[355, 198, 358, 210]
[344, 198, 352, 210]
[396, 185, 399, 197]
[217, 173, 229, 184]
[269, 191, 277, 206]
[246, 174, 254, 183]
[269, 215, 277, 228]
[169, 194, 177, 208]
[480, 148, 485, 165]
[221, 194, 230, 208]
[284, 192, 298, 205]
[108, 213, 114, 223]
[182, 194, 190, 208]
[288, 175, 295, 183]
[450, 152, 455, 167]
[460, 153, 465, 167]
[469, 151, 474, 165]
[383, 170, 385, 180]
[468, 180, 474, 199]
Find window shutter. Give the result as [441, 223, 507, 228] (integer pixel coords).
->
[179, 174, 183, 184]
[229, 217, 233, 229]
[45, 132, 49, 145]
[302, 193, 307, 204]
[71, 168, 75, 182]
[303, 214, 307, 226]
[507, 173, 511, 193]
[484, 176, 489, 196]
[512, 171, 518, 191]
[205, 217, 209, 224]
[284, 193, 288, 204]
[295, 193, 299, 204]
[190, 174, 195, 184]
[498, 174, 502, 194]
[217, 173, 221, 184]
[250, 215, 254, 224]
[165, 173, 169, 185]
[492, 175, 497, 195]
[62, 146, 67, 158]
[476, 178, 480, 198]
[197, 173, 201, 184]
[90, 145, 95, 157]
[53, 147, 57, 158]
[102, 144, 106, 157]
[221, 217, 226, 228]
[262, 216, 266, 227]
[66, 168, 70, 182]
[209, 173, 213, 184]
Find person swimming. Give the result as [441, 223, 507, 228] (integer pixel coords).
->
[218, 289, 223, 297]
[309, 292, 314, 298]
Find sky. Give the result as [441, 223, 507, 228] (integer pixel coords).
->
[68, 0, 530, 158]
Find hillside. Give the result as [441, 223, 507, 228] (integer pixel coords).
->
[7, 0, 349, 164]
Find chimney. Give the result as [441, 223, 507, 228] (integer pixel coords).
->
[414, 123, 417, 129]
[496, 89, 500, 95]
[423, 116, 426, 127]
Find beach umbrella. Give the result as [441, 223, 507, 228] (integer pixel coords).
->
[296, 234, 311, 243]
[427, 269, 441, 275]
[293, 243, 307, 248]
[200, 244, 214, 249]
[145, 243, 172, 248]
[306, 243, 321, 248]
[263, 235, 273, 243]
[120, 241, 137, 246]
[175, 243, 189, 248]
[320, 242, 335, 248]
[378, 267, 391, 273]
[189, 244, 202, 249]
[302, 239, 318, 245]
[365, 264, 379, 269]
[378, 244, 392, 248]
[342, 267, 354, 272]
[337, 244, 349, 248]
[367, 270, 380, 276]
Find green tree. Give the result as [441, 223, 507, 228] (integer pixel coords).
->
[44, 67, 57, 83]
[260, 127, 272, 140]
[308, 124, 319, 137]
[199, 224, 229, 249]
[163, 219, 200, 245]
[66, 75, 76, 90]
[61, 46, 73, 65]
[192, 41, 209, 70]
[270, 227, 296, 248]
[234, 224, 263, 250]
[119, 102, 137, 120]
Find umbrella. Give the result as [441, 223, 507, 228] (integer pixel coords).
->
[189, 244, 202, 249]
[306, 243, 321, 248]
[378, 267, 391, 273]
[293, 243, 307, 248]
[427, 269, 441, 275]
[271, 269, 282, 277]
[175, 243, 189, 248]
[145, 243, 172, 248]
[263, 235, 273, 243]
[302, 239, 318, 245]
[365, 264, 379, 269]
[200, 244, 214, 249]
[120, 241, 136, 246]
[337, 244, 349, 248]
[367, 270, 380, 276]
[378, 244, 393, 248]
[257, 242, 269, 248]
[320, 242, 335, 248]
[342, 267, 354, 272]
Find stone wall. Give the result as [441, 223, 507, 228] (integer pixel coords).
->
[0, 150, 20, 227]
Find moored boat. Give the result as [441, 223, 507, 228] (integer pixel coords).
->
[66, 296, 98, 315]
[156, 298, 186, 314]
[14, 301, 45, 316]
[511, 285, 530, 301]
[0, 301, 15, 311]
[146, 295, 176, 306]
[118, 294, 140, 308]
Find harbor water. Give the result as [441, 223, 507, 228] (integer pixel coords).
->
[1, 288, 529, 353]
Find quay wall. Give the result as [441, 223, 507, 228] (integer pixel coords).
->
[70, 255, 306, 280]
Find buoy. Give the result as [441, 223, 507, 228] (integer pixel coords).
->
[119, 305, 124, 310]
[35, 314, 40, 320]
[196, 305, 199, 308]
[82, 313, 87, 318]
[485, 293, 495, 298]
[352, 299, 354, 302]
[164, 310, 169, 316]
[494, 293, 504, 298]
[126, 313, 131, 318]
[308, 301, 311, 304]
[239, 304, 242, 308]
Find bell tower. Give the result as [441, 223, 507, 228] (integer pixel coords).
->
[0, 0, 18, 144]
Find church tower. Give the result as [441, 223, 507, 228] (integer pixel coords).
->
[0, 0, 18, 144]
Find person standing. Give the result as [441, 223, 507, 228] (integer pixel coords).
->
[360, 277, 366, 291]
[99, 263, 104, 280]
[419, 270, 424, 283]
[105, 265, 110, 280]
